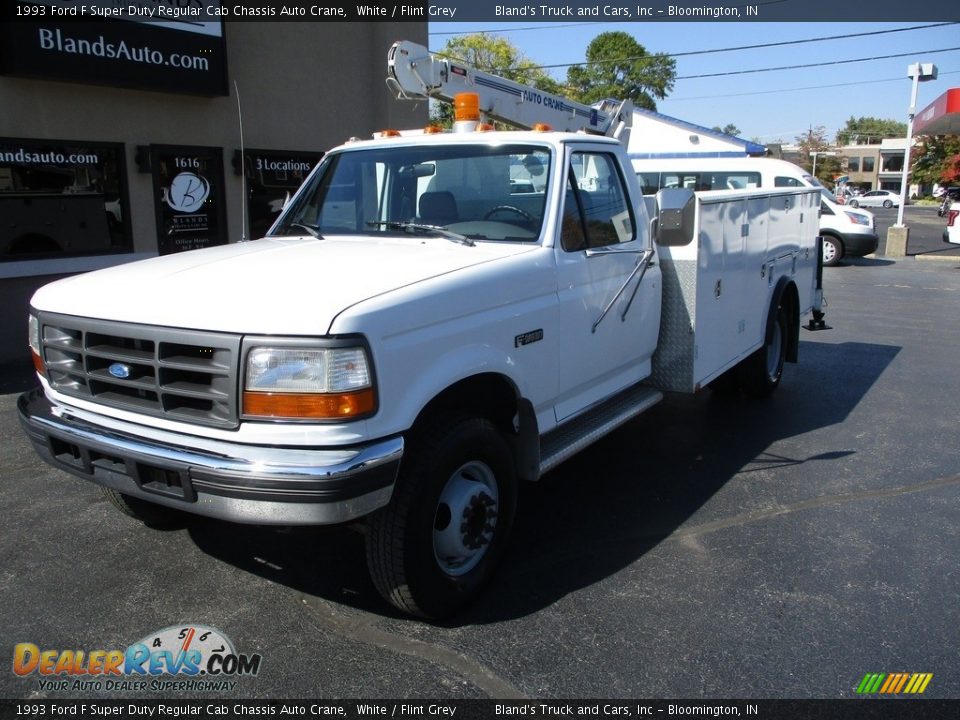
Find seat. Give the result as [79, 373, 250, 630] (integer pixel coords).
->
[418, 191, 458, 226]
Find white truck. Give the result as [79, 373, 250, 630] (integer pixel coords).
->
[19, 41, 824, 618]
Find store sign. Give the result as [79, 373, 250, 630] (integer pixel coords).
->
[1, 2, 227, 96]
[238, 149, 323, 239]
[151, 145, 227, 255]
[0, 137, 131, 260]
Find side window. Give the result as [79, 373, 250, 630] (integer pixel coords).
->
[774, 176, 803, 187]
[637, 172, 660, 195]
[562, 152, 635, 252]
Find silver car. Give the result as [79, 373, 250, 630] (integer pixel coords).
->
[848, 190, 901, 209]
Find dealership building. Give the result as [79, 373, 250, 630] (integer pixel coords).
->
[0, 11, 428, 280]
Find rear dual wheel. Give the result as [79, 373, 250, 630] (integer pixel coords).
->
[742, 302, 788, 398]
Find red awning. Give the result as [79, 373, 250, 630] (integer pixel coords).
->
[914, 88, 960, 136]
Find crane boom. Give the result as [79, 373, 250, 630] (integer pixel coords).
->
[386, 40, 633, 145]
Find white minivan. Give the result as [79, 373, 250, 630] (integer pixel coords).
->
[632, 157, 878, 266]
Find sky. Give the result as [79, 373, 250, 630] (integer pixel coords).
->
[427, 21, 960, 145]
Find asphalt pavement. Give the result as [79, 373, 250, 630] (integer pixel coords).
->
[2, 254, 958, 701]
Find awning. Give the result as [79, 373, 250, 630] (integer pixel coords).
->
[914, 88, 960, 135]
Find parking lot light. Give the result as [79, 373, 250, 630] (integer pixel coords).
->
[897, 62, 938, 228]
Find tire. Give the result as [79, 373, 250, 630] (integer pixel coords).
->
[101, 487, 185, 527]
[366, 413, 517, 619]
[821, 235, 842, 267]
[882, 199, 893, 209]
[848, 199, 859, 208]
[741, 302, 788, 398]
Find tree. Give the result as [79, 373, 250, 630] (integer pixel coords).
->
[711, 124, 742, 137]
[430, 35, 561, 127]
[566, 32, 676, 111]
[796, 126, 841, 184]
[911, 134, 960, 186]
[836, 116, 907, 145]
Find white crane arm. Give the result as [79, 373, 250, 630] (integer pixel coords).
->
[386, 40, 633, 145]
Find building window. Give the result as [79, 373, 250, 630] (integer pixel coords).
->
[863, 157, 875, 172]
[847, 157, 860, 172]
[884, 156, 904, 173]
[0, 138, 131, 261]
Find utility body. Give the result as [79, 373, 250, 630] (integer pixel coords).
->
[19, 41, 824, 617]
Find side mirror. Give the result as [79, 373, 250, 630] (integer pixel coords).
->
[654, 188, 696, 247]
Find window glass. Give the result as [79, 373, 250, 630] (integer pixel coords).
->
[848, 157, 860, 172]
[275, 143, 550, 243]
[863, 157, 875, 172]
[638, 169, 761, 194]
[0, 138, 130, 260]
[774, 176, 803, 187]
[562, 152, 634, 252]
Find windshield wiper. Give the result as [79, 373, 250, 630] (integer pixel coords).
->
[367, 220, 474, 247]
[285, 222, 323, 239]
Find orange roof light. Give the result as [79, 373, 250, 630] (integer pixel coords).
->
[454, 93, 481, 122]
[423, 125, 444, 134]
[532, 123, 553, 132]
[477, 123, 495, 132]
[379, 129, 401, 138]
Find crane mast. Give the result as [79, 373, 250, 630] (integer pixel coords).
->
[386, 40, 633, 145]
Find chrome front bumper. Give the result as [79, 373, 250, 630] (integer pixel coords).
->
[18, 388, 403, 525]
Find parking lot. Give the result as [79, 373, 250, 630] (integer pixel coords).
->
[2, 230, 959, 700]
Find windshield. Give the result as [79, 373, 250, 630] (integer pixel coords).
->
[271, 143, 551, 243]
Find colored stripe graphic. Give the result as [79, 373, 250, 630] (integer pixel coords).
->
[856, 672, 932, 694]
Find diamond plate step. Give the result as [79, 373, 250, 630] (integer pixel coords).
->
[539, 384, 663, 476]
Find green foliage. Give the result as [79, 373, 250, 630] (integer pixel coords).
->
[565, 32, 676, 111]
[795, 126, 841, 184]
[430, 35, 562, 128]
[836, 116, 907, 145]
[711, 124, 742, 137]
[911, 135, 960, 185]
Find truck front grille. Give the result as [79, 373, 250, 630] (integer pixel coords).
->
[38, 313, 241, 429]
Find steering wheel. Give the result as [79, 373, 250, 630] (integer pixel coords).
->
[484, 205, 534, 222]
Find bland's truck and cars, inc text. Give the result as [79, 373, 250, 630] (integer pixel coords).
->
[19, 41, 825, 618]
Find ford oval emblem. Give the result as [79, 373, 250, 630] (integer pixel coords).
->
[108, 362, 131, 379]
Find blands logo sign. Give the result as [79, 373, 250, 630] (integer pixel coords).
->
[856, 672, 933, 695]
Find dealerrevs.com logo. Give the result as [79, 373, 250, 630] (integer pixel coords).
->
[12, 625, 262, 693]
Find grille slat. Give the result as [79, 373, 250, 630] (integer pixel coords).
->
[39, 313, 240, 429]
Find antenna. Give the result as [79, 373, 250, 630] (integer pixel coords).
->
[234, 80, 248, 242]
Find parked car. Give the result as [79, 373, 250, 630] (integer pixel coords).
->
[937, 187, 960, 217]
[848, 190, 901, 209]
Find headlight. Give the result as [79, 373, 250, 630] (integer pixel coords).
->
[843, 211, 871, 227]
[243, 345, 376, 420]
[28, 314, 44, 376]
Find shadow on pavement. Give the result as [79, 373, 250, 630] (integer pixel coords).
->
[180, 339, 899, 623]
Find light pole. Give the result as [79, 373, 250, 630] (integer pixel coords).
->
[886, 62, 937, 256]
[810, 151, 837, 181]
[896, 62, 938, 227]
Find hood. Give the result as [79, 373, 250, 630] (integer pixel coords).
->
[31, 236, 535, 335]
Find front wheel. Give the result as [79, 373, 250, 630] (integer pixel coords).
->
[848, 199, 860, 208]
[366, 414, 517, 619]
[821, 235, 842, 267]
[882, 199, 893, 209]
